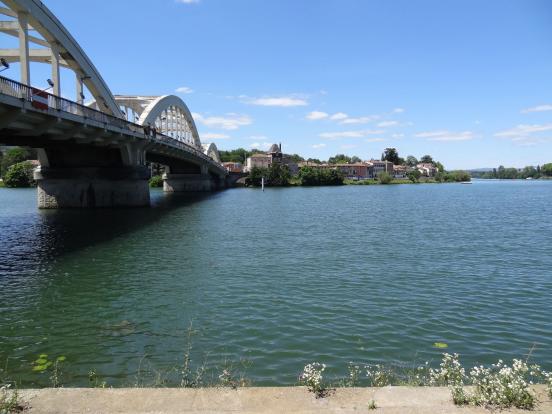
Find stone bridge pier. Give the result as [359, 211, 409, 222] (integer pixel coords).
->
[163, 164, 226, 192]
[33, 143, 151, 209]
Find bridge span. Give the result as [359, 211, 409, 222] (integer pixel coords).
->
[0, 0, 228, 208]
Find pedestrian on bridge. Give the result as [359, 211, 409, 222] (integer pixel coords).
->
[143, 123, 151, 138]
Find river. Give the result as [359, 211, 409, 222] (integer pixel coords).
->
[0, 180, 551, 386]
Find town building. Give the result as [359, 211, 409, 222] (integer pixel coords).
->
[393, 164, 407, 179]
[244, 143, 298, 174]
[417, 163, 438, 177]
[222, 162, 243, 173]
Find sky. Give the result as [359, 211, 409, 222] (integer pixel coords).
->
[2, 0, 552, 169]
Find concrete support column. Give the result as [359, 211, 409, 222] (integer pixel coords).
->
[34, 166, 151, 208]
[50, 43, 61, 97]
[76, 75, 84, 104]
[17, 11, 30, 86]
[163, 172, 213, 192]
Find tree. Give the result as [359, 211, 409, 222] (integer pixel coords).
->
[289, 154, 305, 163]
[381, 148, 400, 165]
[328, 154, 351, 164]
[1, 147, 33, 177]
[541, 163, 552, 177]
[434, 161, 445, 173]
[407, 169, 421, 183]
[298, 167, 344, 186]
[306, 158, 322, 164]
[377, 171, 393, 184]
[219, 148, 251, 164]
[420, 155, 434, 164]
[246, 163, 290, 187]
[350, 156, 362, 163]
[406, 155, 418, 167]
[3, 161, 36, 187]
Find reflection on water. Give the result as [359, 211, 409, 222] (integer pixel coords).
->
[0, 182, 551, 386]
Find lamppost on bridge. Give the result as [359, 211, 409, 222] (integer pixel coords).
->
[0, 58, 9, 73]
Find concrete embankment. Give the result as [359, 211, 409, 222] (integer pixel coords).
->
[17, 385, 552, 413]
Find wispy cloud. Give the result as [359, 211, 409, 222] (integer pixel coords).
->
[175, 86, 193, 94]
[521, 104, 552, 114]
[341, 115, 379, 125]
[393, 108, 405, 113]
[391, 133, 404, 139]
[415, 130, 475, 141]
[312, 143, 326, 149]
[320, 129, 384, 139]
[192, 113, 252, 130]
[330, 112, 348, 120]
[202, 133, 230, 140]
[176, 0, 200, 3]
[377, 120, 399, 128]
[246, 135, 269, 141]
[365, 138, 385, 143]
[340, 144, 357, 150]
[250, 142, 271, 150]
[242, 95, 308, 107]
[306, 111, 329, 120]
[495, 123, 552, 144]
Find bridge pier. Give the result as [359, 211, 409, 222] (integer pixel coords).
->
[34, 166, 150, 208]
[162, 173, 213, 192]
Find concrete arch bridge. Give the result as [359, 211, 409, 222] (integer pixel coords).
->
[0, 0, 227, 208]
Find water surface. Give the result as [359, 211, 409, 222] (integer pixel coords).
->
[0, 181, 551, 386]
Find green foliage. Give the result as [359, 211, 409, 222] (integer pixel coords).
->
[407, 169, 421, 183]
[542, 163, 552, 176]
[1, 147, 34, 177]
[149, 175, 163, 188]
[420, 154, 434, 164]
[441, 170, 471, 182]
[381, 147, 401, 165]
[219, 148, 257, 164]
[246, 163, 291, 187]
[327, 154, 361, 164]
[297, 167, 344, 186]
[288, 153, 305, 163]
[377, 171, 393, 184]
[406, 155, 418, 167]
[3, 161, 35, 188]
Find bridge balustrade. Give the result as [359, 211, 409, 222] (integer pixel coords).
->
[0, 75, 224, 172]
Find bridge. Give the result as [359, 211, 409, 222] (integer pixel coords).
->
[0, 0, 228, 208]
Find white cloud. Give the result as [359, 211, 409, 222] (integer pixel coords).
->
[176, 0, 200, 3]
[250, 142, 271, 150]
[393, 108, 405, 113]
[415, 130, 475, 141]
[494, 123, 552, 144]
[312, 143, 326, 149]
[319, 129, 384, 139]
[175, 86, 193, 94]
[202, 133, 230, 140]
[330, 112, 348, 120]
[340, 115, 379, 125]
[244, 96, 308, 107]
[391, 133, 404, 139]
[521, 104, 552, 113]
[377, 120, 399, 128]
[365, 138, 385, 143]
[192, 113, 252, 130]
[306, 111, 329, 120]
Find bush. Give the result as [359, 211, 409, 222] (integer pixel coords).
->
[149, 175, 163, 188]
[298, 167, 344, 186]
[246, 164, 291, 187]
[1, 147, 33, 177]
[3, 161, 36, 188]
[443, 170, 471, 182]
[378, 171, 393, 184]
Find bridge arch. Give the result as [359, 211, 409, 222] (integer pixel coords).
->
[137, 95, 202, 149]
[0, 0, 121, 116]
[202, 142, 221, 163]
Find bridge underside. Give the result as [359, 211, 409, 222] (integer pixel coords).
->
[0, 98, 227, 208]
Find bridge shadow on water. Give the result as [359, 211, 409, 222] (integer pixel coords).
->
[0, 190, 216, 279]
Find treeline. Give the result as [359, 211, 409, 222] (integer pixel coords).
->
[0, 146, 37, 188]
[472, 164, 552, 179]
[219, 148, 304, 164]
[246, 164, 346, 187]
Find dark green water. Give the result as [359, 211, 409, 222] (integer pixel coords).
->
[1, 181, 551, 386]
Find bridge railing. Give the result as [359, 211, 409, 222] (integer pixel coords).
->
[0, 75, 225, 172]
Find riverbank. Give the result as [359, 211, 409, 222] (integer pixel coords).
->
[9, 386, 552, 413]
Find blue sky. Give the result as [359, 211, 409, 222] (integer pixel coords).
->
[5, 0, 552, 169]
